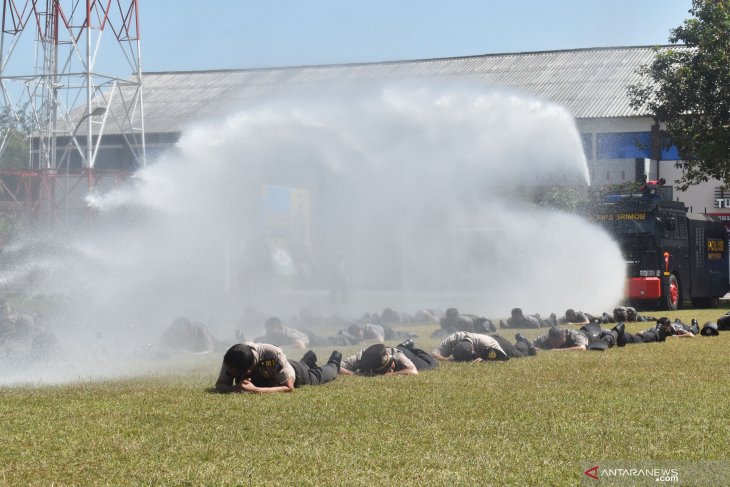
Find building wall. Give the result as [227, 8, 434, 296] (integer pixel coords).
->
[578, 117, 657, 185]
[576, 116, 729, 229]
[658, 161, 730, 228]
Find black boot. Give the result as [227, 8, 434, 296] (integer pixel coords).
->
[397, 339, 415, 350]
[690, 319, 700, 334]
[515, 332, 529, 344]
[603, 330, 619, 348]
[327, 351, 342, 371]
[612, 322, 626, 347]
[301, 350, 318, 368]
[515, 333, 537, 356]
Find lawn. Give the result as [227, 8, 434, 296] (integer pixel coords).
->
[1, 309, 730, 486]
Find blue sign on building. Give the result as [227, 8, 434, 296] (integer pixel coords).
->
[581, 131, 681, 161]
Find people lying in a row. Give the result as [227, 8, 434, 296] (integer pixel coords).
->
[242, 305, 660, 354]
[252, 316, 416, 349]
[214, 331, 536, 393]
[529, 317, 698, 351]
[340, 331, 538, 376]
[214, 316, 703, 393]
[557, 306, 657, 326]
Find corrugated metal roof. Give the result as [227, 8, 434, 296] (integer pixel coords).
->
[108, 46, 681, 135]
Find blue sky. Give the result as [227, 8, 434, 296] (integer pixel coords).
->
[141, 1, 693, 72]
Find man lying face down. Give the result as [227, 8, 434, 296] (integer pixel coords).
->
[215, 342, 342, 393]
[339, 340, 438, 376]
[431, 331, 537, 362]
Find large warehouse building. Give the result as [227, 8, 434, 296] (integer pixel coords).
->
[52, 45, 730, 226]
[116, 46, 728, 220]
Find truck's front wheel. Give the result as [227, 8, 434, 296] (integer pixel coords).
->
[665, 274, 680, 311]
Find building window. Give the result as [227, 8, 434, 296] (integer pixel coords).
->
[596, 132, 651, 160]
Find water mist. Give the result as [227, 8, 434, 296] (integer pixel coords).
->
[0, 80, 625, 384]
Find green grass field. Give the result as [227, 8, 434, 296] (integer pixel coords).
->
[2, 309, 730, 486]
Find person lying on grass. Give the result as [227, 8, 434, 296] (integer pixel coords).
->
[499, 307, 557, 329]
[430, 307, 495, 339]
[531, 326, 589, 351]
[615, 316, 698, 346]
[431, 331, 534, 362]
[613, 306, 657, 323]
[252, 316, 309, 350]
[215, 343, 341, 394]
[339, 341, 438, 376]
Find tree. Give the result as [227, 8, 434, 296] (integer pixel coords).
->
[536, 184, 588, 212]
[0, 105, 32, 246]
[0, 104, 32, 170]
[628, 0, 730, 190]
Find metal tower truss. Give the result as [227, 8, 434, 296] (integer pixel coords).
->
[0, 0, 144, 220]
[0, 167, 127, 222]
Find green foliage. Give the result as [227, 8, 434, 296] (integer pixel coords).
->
[0, 104, 31, 170]
[1, 310, 729, 485]
[588, 181, 644, 200]
[536, 185, 587, 212]
[628, 0, 730, 190]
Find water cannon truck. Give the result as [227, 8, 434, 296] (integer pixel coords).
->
[586, 179, 729, 310]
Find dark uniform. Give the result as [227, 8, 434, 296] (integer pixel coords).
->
[617, 318, 697, 346]
[558, 309, 615, 324]
[618, 328, 664, 345]
[468, 315, 496, 333]
[501, 308, 557, 329]
[579, 321, 622, 349]
[347, 322, 412, 341]
[215, 343, 339, 390]
[433, 332, 511, 361]
[716, 312, 730, 331]
[399, 346, 439, 371]
[434, 308, 475, 337]
[432, 308, 495, 338]
[315, 330, 361, 347]
[595, 312, 616, 324]
[533, 328, 590, 349]
[489, 334, 534, 357]
[253, 325, 309, 348]
[342, 344, 438, 375]
[613, 306, 655, 323]
[559, 309, 590, 324]
[380, 307, 402, 325]
[289, 358, 340, 387]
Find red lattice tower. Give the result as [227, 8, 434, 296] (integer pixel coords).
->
[0, 1, 144, 220]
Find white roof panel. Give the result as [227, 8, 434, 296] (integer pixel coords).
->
[106, 46, 680, 135]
